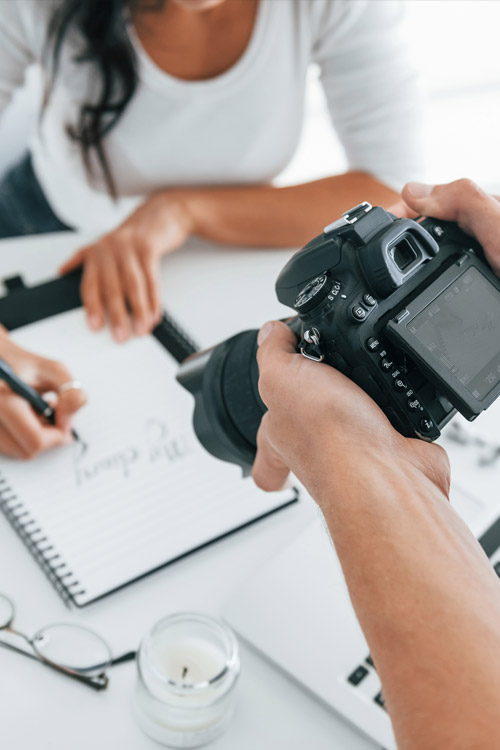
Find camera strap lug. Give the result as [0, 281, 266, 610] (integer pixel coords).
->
[300, 327, 324, 362]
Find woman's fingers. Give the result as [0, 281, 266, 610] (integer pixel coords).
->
[58, 248, 87, 275]
[81, 258, 105, 331]
[56, 388, 87, 433]
[60, 232, 164, 338]
[0, 395, 68, 459]
[98, 245, 131, 341]
[61, 246, 107, 331]
[0, 424, 32, 459]
[0, 336, 86, 458]
[141, 253, 163, 328]
[27, 356, 87, 432]
[118, 251, 152, 335]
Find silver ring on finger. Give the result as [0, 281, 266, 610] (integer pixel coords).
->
[57, 380, 83, 395]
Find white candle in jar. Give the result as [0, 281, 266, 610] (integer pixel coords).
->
[134, 613, 240, 748]
[161, 637, 226, 685]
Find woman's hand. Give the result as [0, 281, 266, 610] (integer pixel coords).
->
[0, 328, 87, 459]
[252, 321, 450, 508]
[59, 192, 193, 342]
[391, 179, 500, 276]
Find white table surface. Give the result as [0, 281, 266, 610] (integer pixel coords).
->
[0, 233, 378, 750]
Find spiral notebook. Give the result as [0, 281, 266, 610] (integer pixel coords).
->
[0, 309, 297, 607]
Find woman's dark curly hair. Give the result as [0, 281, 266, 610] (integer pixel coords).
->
[46, 0, 163, 197]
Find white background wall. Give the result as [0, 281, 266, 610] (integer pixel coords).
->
[280, 0, 500, 194]
[0, 0, 499, 193]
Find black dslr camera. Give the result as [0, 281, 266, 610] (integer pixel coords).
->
[177, 203, 500, 472]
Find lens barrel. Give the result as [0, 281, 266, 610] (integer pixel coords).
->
[177, 330, 266, 473]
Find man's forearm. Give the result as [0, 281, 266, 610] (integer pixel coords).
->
[315, 448, 500, 750]
[167, 173, 398, 248]
[252, 181, 500, 748]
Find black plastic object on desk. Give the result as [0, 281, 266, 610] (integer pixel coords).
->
[0, 269, 198, 362]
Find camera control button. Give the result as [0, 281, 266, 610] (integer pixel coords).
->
[393, 378, 407, 392]
[419, 417, 434, 433]
[362, 293, 376, 307]
[432, 225, 445, 239]
[352, 305, 366, 321]
[380, 358, 393, 372]
[366, 337, 380, 352]
[407, 397, 421, 412]
[394, 308, 410, 324]
[294, 274, 334, 314]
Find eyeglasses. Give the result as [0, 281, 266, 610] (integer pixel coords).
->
[0, 593, 136, 690]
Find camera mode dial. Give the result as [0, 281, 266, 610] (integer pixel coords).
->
[294, 274, 333, 314]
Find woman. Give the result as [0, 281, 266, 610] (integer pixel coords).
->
[0, 0, 423, 341]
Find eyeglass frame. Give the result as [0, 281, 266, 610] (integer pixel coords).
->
[0, 592, 136, 691]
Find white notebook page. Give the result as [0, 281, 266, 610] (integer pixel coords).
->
[0, 310, 295, 606]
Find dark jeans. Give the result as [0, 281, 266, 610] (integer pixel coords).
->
[0, 154, 72, 239]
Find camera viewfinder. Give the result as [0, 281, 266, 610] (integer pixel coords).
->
[392, 238, 420, 272]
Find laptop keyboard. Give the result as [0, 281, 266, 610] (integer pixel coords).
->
[347, 653, 386, 712]
[346, 520, 500, 715]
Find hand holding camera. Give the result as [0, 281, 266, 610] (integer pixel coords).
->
[398, 179, 500, 276]
[250, 319, 451, 507]
[178, 180, 500, 484]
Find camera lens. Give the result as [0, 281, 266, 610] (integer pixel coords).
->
[177, 318, 302, 472]
[176, 330, 266, 472]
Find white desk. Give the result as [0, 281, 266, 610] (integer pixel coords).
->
[0, 233, 378, 750]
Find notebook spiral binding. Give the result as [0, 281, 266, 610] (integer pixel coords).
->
[0, 298, 199, 606]
[0, 474, 82, 607]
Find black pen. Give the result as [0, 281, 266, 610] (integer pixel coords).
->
[0, 358, 83, 446]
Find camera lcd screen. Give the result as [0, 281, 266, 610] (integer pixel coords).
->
[407, 267, 500, 401]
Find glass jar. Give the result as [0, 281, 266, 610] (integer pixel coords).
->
[134, 613, 240, 748]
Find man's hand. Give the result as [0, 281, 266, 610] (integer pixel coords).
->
[0, 329, 86, 459]
[252, 321, 450, 507]
[59, 192, 193, 342]
[393, 178, 500, 276]
[254, 178, 500, 502]
[251, 178, 500, 750]
[253, 323, 500, 750]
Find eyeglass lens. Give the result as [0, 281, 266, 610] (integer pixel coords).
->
[32, 623, 112, 676]
[0, 593, 111, 676]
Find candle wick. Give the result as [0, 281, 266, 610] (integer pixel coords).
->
[182, 666, 188, 679]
